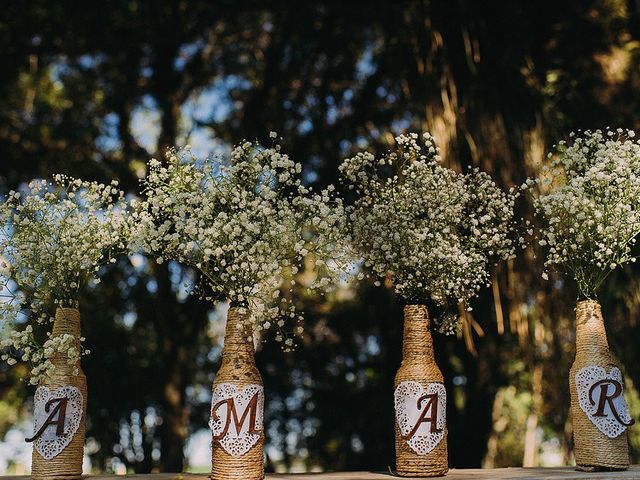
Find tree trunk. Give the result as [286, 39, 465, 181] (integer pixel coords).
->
[154, 262, 189, 472]
[522, 363, 543, 467]
[152, 64, 193, 470]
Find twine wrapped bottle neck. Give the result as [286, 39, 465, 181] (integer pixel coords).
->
[575, 299, 609, 356]
[52, 307, 82, 362]
[222, 306, 255, 359]
[402, 304, 434, 359]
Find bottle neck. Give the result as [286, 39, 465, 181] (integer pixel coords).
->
[52, 307, 82, 366]
[575, 299, 609, 357]
[402, 304, 434, 359]
[222, 306, 255, 359]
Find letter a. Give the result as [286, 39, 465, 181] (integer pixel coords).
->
[26, 397, 69, 442]
[402, 392, 442, 440]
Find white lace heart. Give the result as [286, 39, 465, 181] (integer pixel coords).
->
[575, 366, 634, 438]
[394, 381, 446, 455]
[31, 386, 83, 460]
[209, 383, 264, 457]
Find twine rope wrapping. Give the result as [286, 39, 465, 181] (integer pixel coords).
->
[31, 307, 87, 480]
[211, 306, 264, 480]
[569, 300, 629, 471]
[394, 304, 448, 477]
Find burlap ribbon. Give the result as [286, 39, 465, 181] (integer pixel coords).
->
[211, 306, 264, 480]
[394, 304, 448, 477]
[569, 300, 629, 471]
[31, 307, 87, 480]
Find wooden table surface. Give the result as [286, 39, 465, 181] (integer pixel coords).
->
[262, 468, 640, 479]
[4, 468, 640, 480]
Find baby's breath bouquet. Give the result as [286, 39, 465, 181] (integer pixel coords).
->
[133, 135, 348, 480]
[527, 128, 640, 470]
[131, 135, 348, 350]
[0, 175, 128, 384]
[342, 132, 520, 476]
[528, 128, 640, 298]
[340, 132, 519, 333]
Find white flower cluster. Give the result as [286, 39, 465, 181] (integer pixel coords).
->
[0, 175, 127, 383]
[526, 128, 640, 297]
[0, 325, 85, 385]
[131, 138, 349, 350]
[340, 133, 519, 332]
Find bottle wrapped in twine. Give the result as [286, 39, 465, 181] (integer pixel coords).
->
[569, 300, 631, 471]
[31, 307, 87, 480]
[394, 305, 448, 477]
[210, 306, 264, 480]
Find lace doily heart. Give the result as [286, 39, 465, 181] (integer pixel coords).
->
[575, 366, 634, 438]
[394, 381, 446, 455]
[209, 383, 264, 457]
[31, 386, 83, 460]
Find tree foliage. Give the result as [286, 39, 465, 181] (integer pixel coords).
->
[1, 0, 640, 473]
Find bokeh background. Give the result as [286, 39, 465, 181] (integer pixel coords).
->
[2, 0, 640, 474]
